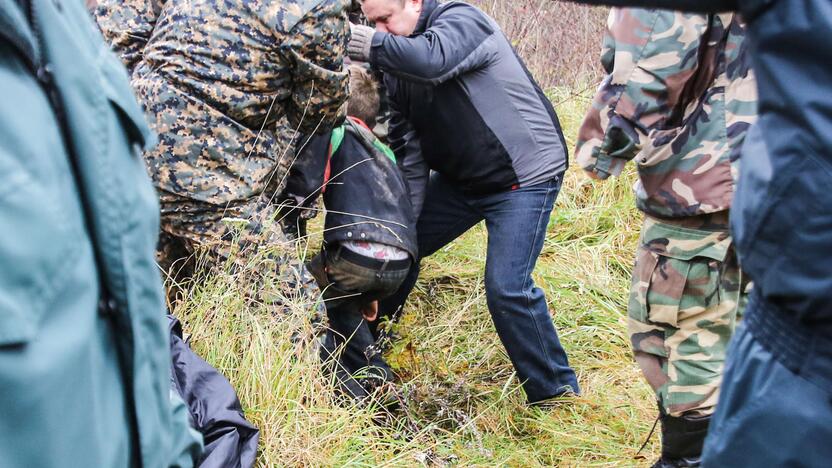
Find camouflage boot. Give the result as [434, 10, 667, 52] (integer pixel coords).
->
[653, 407, 710, 468]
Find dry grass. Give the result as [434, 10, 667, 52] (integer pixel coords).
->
[173, 91, 658, 466]
[170, 5, 656, 467]
[470, 0, 608, 90]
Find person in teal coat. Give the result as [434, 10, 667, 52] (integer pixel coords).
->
[0, 0, 202, 465]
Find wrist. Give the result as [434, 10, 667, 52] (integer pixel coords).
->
[348, 23, 377, 62]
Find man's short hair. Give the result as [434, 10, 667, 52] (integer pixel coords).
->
[347, 64, 380, 127]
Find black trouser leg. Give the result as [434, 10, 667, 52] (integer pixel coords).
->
[321, 301, 394, 399]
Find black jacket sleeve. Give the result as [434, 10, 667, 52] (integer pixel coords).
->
[370, 2, 497, 85]
[387, 103, 429, 218]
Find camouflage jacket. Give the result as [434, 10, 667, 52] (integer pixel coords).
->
[576, 9, 757, 218]
[95, 0, 349, 204]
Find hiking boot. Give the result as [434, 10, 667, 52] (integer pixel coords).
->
[652, 409, 710, 468]
[527, 385, 580, 409]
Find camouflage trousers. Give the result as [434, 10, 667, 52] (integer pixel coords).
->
[156, 189, 324, 328]
[628, 212, 747, 417]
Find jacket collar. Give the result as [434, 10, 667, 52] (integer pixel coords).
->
[347, 115, 373, 132]
[413, 0, 439, 35]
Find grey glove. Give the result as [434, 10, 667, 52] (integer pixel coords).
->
[348, 23, 375, 63]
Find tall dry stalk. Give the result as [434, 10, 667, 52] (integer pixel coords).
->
[468, 0, 608, 89]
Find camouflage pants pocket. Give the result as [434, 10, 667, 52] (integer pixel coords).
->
[629, 241, 740, 416]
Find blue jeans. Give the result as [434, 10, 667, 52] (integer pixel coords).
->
[380, 173, 579, 402]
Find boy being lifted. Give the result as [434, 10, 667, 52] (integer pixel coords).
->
[287, 65, 417, 399]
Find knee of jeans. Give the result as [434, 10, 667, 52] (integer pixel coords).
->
[483, 279, 508, 309]
[484, 266, 530, 301]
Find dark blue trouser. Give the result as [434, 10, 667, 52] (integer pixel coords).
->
[380, 173, 579, 402]
[702, 292, 832, 466]
[311, 247, 409, 399]
[321, 301, 394, 399]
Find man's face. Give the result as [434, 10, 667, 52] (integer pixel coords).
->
[362, 0, 423, 36]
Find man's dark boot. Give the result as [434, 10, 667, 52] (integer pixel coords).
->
[652, 408, 710, 468]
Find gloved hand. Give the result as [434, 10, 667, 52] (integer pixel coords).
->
[276, 195, 309, 240]
[348, 23, 375, 62]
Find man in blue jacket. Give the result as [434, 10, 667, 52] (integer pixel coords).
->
[565, 0, 832, 465]
[348, 0, 580, 404]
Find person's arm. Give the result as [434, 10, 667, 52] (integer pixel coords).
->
[282, 0, 350, 137]
[575, 8, 710, 179]
[283, 133, 330, 206]
[367, 4, 497, 85]
[562, 0, 736, 11]
[278, 132, 331, 239]
[388, 104, 428, 218]
[94, 0, 167, 73]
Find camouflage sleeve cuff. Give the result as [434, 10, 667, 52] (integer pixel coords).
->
[597, 118, 640, 177]
[576, 145, 623, 180]
[594, 152, 620, 179]
[576, 139, 607, 179]
[576, 117, 639, 179]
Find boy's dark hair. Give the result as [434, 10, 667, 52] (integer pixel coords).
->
[347, 65, 380, 127]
